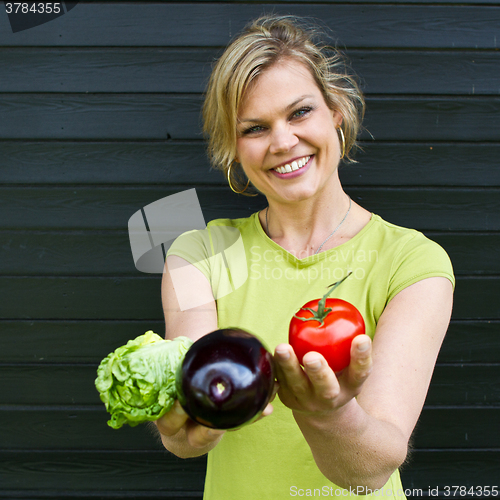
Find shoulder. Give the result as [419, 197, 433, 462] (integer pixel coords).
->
[368, 214, 455, 299]
[369, 214, 445, 256]
[206, 213, 257, 232]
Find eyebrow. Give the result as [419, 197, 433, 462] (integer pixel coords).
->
[238, 94, 314, 124]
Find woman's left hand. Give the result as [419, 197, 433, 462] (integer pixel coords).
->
[274, 334, 372, 417]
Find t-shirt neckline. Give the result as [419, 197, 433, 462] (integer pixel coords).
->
[252, 210, 378, 266]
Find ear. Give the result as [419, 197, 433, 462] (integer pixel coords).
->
[332, 110, 343, 128]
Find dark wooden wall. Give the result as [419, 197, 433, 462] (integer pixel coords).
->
[0, 1, 498, 498]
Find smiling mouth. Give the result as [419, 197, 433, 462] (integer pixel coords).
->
[272, 156, 311, 174]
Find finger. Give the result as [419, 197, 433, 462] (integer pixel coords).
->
[261, 402, 274, 417]
[301, 351, 340, 400]
[185, 421, 225, 448]
[346, 335, 372, 389]
[269, 380, 280, 403]
[274, 343, 309, 396]
[155, 399, 189, 437]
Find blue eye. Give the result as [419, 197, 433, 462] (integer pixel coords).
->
[242, 125, 264, 135]
[292, 106, 313, 119]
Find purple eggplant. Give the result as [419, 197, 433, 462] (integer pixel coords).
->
[176, 328, 276, 429]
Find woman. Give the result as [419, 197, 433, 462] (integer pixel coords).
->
[155, 15, 454, 499]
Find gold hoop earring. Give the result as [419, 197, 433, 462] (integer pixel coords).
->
[227, 162, 250, 194]
[337, 127, 346, 160]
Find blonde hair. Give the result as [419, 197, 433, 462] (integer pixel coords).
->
[202, 14, 365, 195]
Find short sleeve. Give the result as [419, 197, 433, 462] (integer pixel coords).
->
[166, 223, 248, 302]
[387, 232, 455, 303]
[166, 229, 212, 281]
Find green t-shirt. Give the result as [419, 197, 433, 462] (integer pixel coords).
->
[167, 212, 455, 500]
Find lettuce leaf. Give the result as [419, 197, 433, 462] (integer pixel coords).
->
[95, 331, 193, 429]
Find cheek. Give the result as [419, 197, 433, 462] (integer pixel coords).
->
[236, 139, 263, 166]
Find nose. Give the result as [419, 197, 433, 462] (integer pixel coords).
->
[269, 124, 299, 155]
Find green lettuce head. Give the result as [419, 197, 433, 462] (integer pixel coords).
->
[95, 331, 193, 429]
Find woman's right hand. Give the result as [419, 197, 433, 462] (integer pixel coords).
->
[155, 400, 226, 449]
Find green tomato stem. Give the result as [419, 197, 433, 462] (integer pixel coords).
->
[293, 271, 352, 326]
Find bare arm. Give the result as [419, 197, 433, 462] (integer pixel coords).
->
[276, 276, 454, 490]
[154, 255, 223, 458]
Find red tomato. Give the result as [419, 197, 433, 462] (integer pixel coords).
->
[289, 273, 365, 373]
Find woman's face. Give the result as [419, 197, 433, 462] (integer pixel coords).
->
[235, 58, 343, 205]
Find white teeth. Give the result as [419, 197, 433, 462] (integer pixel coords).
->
[274, 156, 310, 174]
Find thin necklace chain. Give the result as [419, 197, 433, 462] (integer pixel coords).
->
[265, 196, 352, 255]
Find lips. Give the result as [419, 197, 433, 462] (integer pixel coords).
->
[272, 155, 311, 174]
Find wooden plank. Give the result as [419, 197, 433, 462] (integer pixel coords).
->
[439, 321, 500, 364]
[0, 492, 203, 500]
[426, 365, 500, 407]
[341, 143, 500, 188]
[0, 48, 215, 93]
[0, 3, 499, 49]
[1, 48, 499, 95]
[349, 188, 500, 233]
[428, 233, 500, 276]
[0, 320, 165, 363]
[1, 95, 500, 141]
[0, 407, 497, 451]
[0, 141, 219, 185]
[0, 363, 497, 407]
[350, 50, 500, 96]
[0, 228, 495, 276]
[0, 406, 163, 451]
[0, 319, 497, 364]
[0, 450, 206, 492]
[0, 187, 499, 231]
[1, 141, 500, 187]
[0, 231, 498, 276]
[0, 276, 496, 320]
[0, 450, 496, 492]
[399, 450, 500, 492]
[363, 97, 500, 142]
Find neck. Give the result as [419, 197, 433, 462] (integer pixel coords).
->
[264, 185, 352, 258]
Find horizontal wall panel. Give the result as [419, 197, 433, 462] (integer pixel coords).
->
[0, 450, 206, 492]
[0, 406, 497, 451]
[426, 365, 500, 406]
[1, 319, 496, 364]
[0, 231, 498, 276]
[0, 276, 496, 320]
[0, 450, 496, 492]
[0, 320, 166, 363]
[342, 143, 500, 188]
[438, 321, 500, 364]
[0, 3, 499, 49]
[1, 363, 497, 407]
[399, 450, 499, 491]
[0, 48, 215, 93]
[352, 50, 500, 96]
[2, 141, 500, 187]
[1, 95, 500, 141]
[0, 141, 218, 185]
[0, 493, 202, 500]
[363, 97, 500, 142]
[412, 409, 500, 449]
[0, 276, 164, 320]
[1, 48, 499, 96]
[0, 187, 499, 231]
[0, 407, 163, 451]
